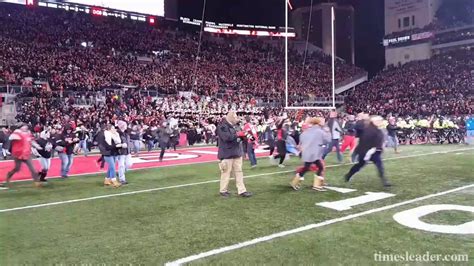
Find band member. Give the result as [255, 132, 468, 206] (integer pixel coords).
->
[344, 116, 392, 187]
[323, 111, 343, 163]
[2, 124, 41, 187]
[36, 130, 53, 182]
[217, 111, 252, 198]
[243, 116, 258, 168]
[291, 117, 331, 191]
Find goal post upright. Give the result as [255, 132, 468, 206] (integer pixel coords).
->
[284, 2, 337, 111]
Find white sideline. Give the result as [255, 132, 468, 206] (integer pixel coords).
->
[0, 148, 472, 214]
[4, 147, 473, 183]
[165, 183, 474, 266]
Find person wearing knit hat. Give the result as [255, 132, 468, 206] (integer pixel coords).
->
[290, 117, 331, 191]
[216, 111, 252, 197]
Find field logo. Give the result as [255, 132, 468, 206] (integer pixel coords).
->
[132, 153, 200, 164]
[393, 204, 474, 234]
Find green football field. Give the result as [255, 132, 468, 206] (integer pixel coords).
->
[1, 145, 473, 265]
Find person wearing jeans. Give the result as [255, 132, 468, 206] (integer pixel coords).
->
[129, 125, 141, 156]
[101, 125, 121, 187]
[243, 116, 258, 168]
[58, 126, 79, 178]
[116, 121, 130, 185]
[77, 125, 89, 156]
[59, 153, 74, 178]
[323, 111, 343, 163]
[143, 128, 154, 152]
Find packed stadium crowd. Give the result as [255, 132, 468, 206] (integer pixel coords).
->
[0, 3, 360, 102]
[344, 49, 473, 117]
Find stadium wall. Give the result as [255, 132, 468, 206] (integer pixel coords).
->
[384, 0, 442, 35]
[385, 42, 431, 67]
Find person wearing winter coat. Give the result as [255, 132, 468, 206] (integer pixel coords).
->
[116, 121, 131, 185]
[290, 117, 331, 191]
[101, 124, 122, 188]
[36, 130, 54, 182]
[2, 124, 41, 187]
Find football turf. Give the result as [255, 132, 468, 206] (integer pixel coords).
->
[0, 145, 473, 265]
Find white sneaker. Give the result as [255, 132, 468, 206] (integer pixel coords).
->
[278, 164, 285, 168]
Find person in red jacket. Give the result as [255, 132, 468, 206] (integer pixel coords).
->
[2, 124, 41, 187]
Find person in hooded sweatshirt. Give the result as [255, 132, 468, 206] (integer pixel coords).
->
[36, 130, 53, 182]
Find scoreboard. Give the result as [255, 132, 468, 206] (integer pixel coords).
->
[2, 0, 165, 23]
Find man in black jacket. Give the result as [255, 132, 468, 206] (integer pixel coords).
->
[344, 116, 391, 187]
[57, 125, 79, 178]
[158, 122, 172, 162]
[217, 111, 252, 198]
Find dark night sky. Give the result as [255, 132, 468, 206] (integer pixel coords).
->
[178, 0, 385, 76]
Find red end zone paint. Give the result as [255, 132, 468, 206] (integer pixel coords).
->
[0, 147, 271, 182]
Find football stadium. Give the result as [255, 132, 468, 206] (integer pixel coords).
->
[0, 0, 473, 265]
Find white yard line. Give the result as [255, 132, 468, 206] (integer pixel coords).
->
[0, 148, 472, 214]
[165, 183, 474, 266]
